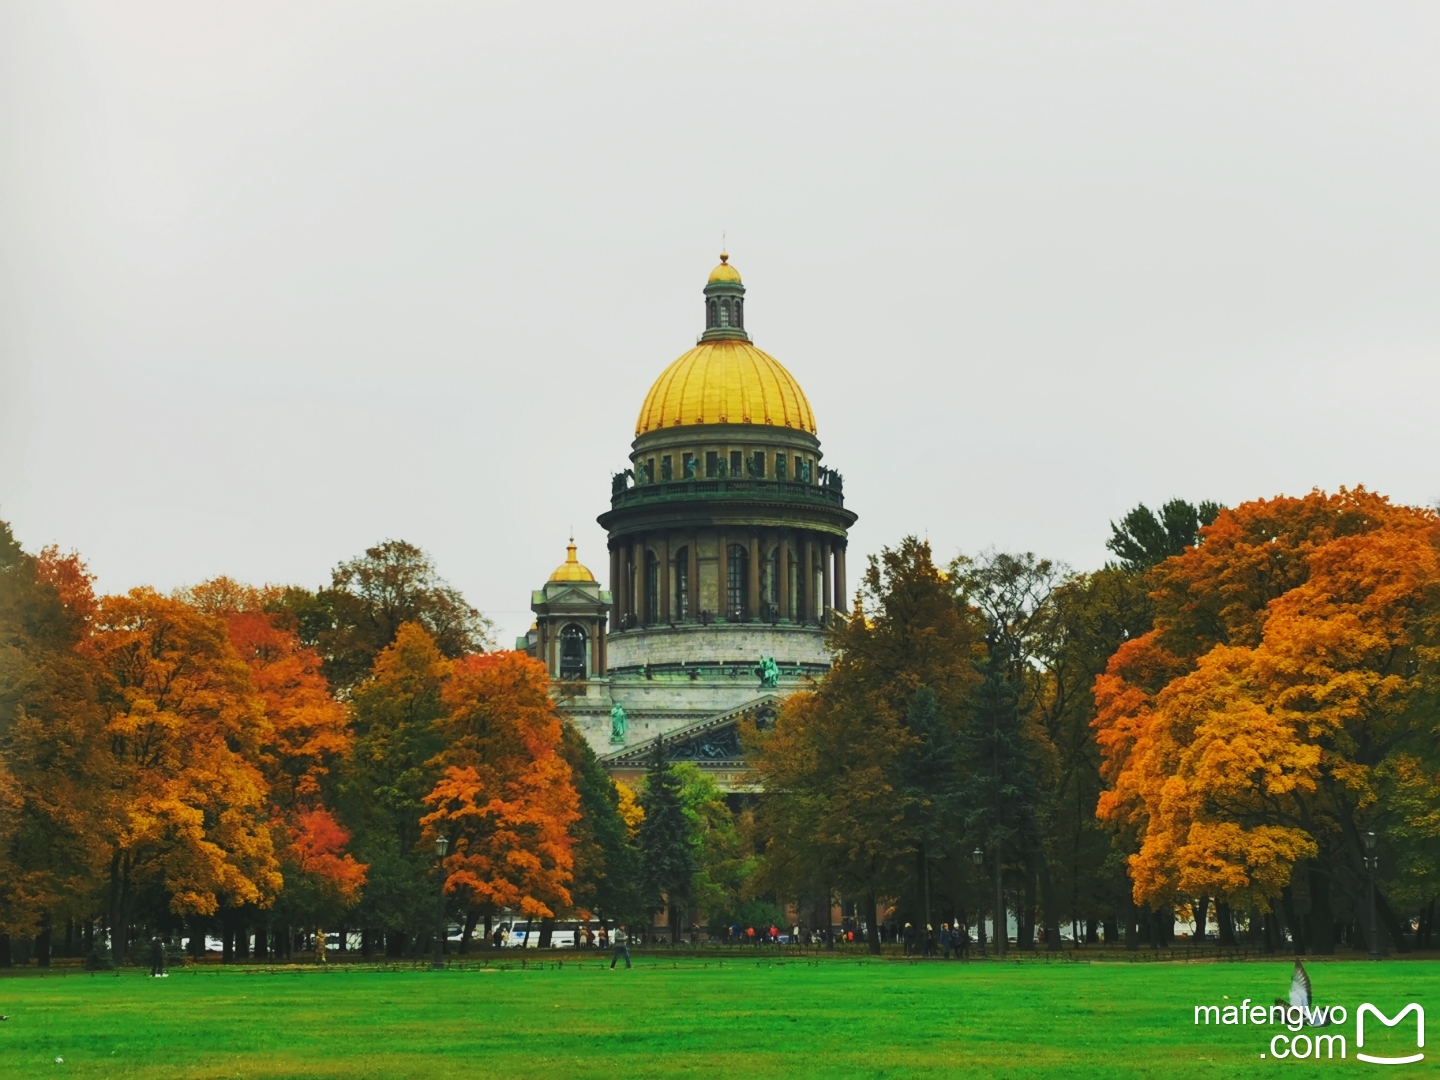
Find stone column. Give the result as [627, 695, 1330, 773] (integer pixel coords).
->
[778, 533, 790, 622]
[822, 539, 833, 619]
[747, 532, 760, 621]
[631, 537, 645, 627]
[659, 535, 671, 623]
[836, 544, 847, 613]
[803, 536, 815, 624]
[609, 547, 621, 631]
[717, 532, 729, 621]
[597, 619, 607, 675]
[688, 539, 699, 622]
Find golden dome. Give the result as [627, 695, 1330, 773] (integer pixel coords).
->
[707, 252, 742, 284]
[548, 541, 595, 583]
[636, 338, 816, 435]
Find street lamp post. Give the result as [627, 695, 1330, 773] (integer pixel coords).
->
[971, 847, 986, 957]
[1363, 829, 1381, 961]
[432, 836, 449, 970]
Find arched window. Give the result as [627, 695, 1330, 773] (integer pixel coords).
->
[727, 543, 748, 621]
[719, 298, 731, 327]
[708, 298, 718, 328]
[644, 551, 659, 625]
[674, 547, 690, 620]
[559, 625, 586, 680]
[734, 298, 743, 327]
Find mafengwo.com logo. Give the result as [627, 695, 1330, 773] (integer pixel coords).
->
[1193, 997, 1424, 1064]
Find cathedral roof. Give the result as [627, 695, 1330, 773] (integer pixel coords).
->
[548, 541, 595, 583]
[635, 254, 816, 436]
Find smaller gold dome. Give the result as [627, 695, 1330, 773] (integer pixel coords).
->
[707, 252, 741, 284]
[549, 541, 595, 583]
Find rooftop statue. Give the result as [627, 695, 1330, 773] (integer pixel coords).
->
[609, 703, 628, 744]
[756, 656, 780, 689]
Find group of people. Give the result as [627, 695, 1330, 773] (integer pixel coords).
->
[901, 921, 972, 959]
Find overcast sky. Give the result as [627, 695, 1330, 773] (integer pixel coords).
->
[3, 2, 1437, 646]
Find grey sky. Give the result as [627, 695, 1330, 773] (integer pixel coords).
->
[3, 1, 1437, 647]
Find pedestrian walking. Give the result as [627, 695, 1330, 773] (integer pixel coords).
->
[610, 925, 632, 969]
[149, 936, 166, 977]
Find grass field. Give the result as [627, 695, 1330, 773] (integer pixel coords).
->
[0, 953, 1435, 1078]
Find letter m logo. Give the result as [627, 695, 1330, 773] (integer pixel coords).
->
[1357, 1003, 1424, 1065]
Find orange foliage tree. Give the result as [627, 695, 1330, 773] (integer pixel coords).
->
[85, 588, 282, 961]
[182, 578, 365, 951]
[1094, 488, 1440, 950]
[420, 651, 579, 926]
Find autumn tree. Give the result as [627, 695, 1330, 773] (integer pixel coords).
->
[85, 588, 281, 962]
[281, 541, 493, 692]
[1095, 488, 1440, 954]
[180, 579, 363, 959]
[749, 538, 980, 953]
[420, 650, 579, 949]
[0, 525, 108, 961]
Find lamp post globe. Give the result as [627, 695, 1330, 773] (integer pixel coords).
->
[971, 847, 984, 866]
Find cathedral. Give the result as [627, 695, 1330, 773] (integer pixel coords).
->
[520, 254, 856, 790]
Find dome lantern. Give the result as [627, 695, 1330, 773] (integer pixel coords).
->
[701, 253, 748, 343]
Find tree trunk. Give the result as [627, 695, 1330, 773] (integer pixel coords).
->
[1019, 872, 1036, 951]
[187, 918, 205, 958]
[483, 911, 494, 950]
[460, 909, 479, 954]
[35, 923, 51, 968]
[1216, 902, 1236, 945]
[540, 916, 556, 949]
[865, 892, 881, 955]
[977, 911, 987, 955]
[1124, 890, 1138, 950]
[222, 921, 234, 964]
[0, 935, 10, 967]
[1280, 886, 1304, 954]
[1193, 896, 1209, 943]
[1374, 885, 1412, 953]
[1035, 854, 1061, 952]
[63, 918, 74, 959]
[108, 852, 132, 965]
[918, 844, 932, 943]
[1102, 916, 1117, 944]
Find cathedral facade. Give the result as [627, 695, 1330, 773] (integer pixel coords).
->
[521, 255, 856, 789]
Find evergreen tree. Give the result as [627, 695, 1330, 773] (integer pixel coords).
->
[899, 686, 961, 935]
[637, 740, 696, 942]
[1106, 499, 1221, 573]
[559, 720, 643, 925]
[957, 657, 1042, 956]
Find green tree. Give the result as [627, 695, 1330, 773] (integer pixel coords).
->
[899, 686, 961, 936]
[340, 623, 449, 954]
[1106, 499, 1221, 573]
[558, 720, 642, 926]
[638, 740, 696, 942]
[749, 538, 980, 954]
[957, 658, 1042, 956]
[673, 763, 753, 927]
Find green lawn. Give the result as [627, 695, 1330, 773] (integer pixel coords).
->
[0, 953, 1435, 1078]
